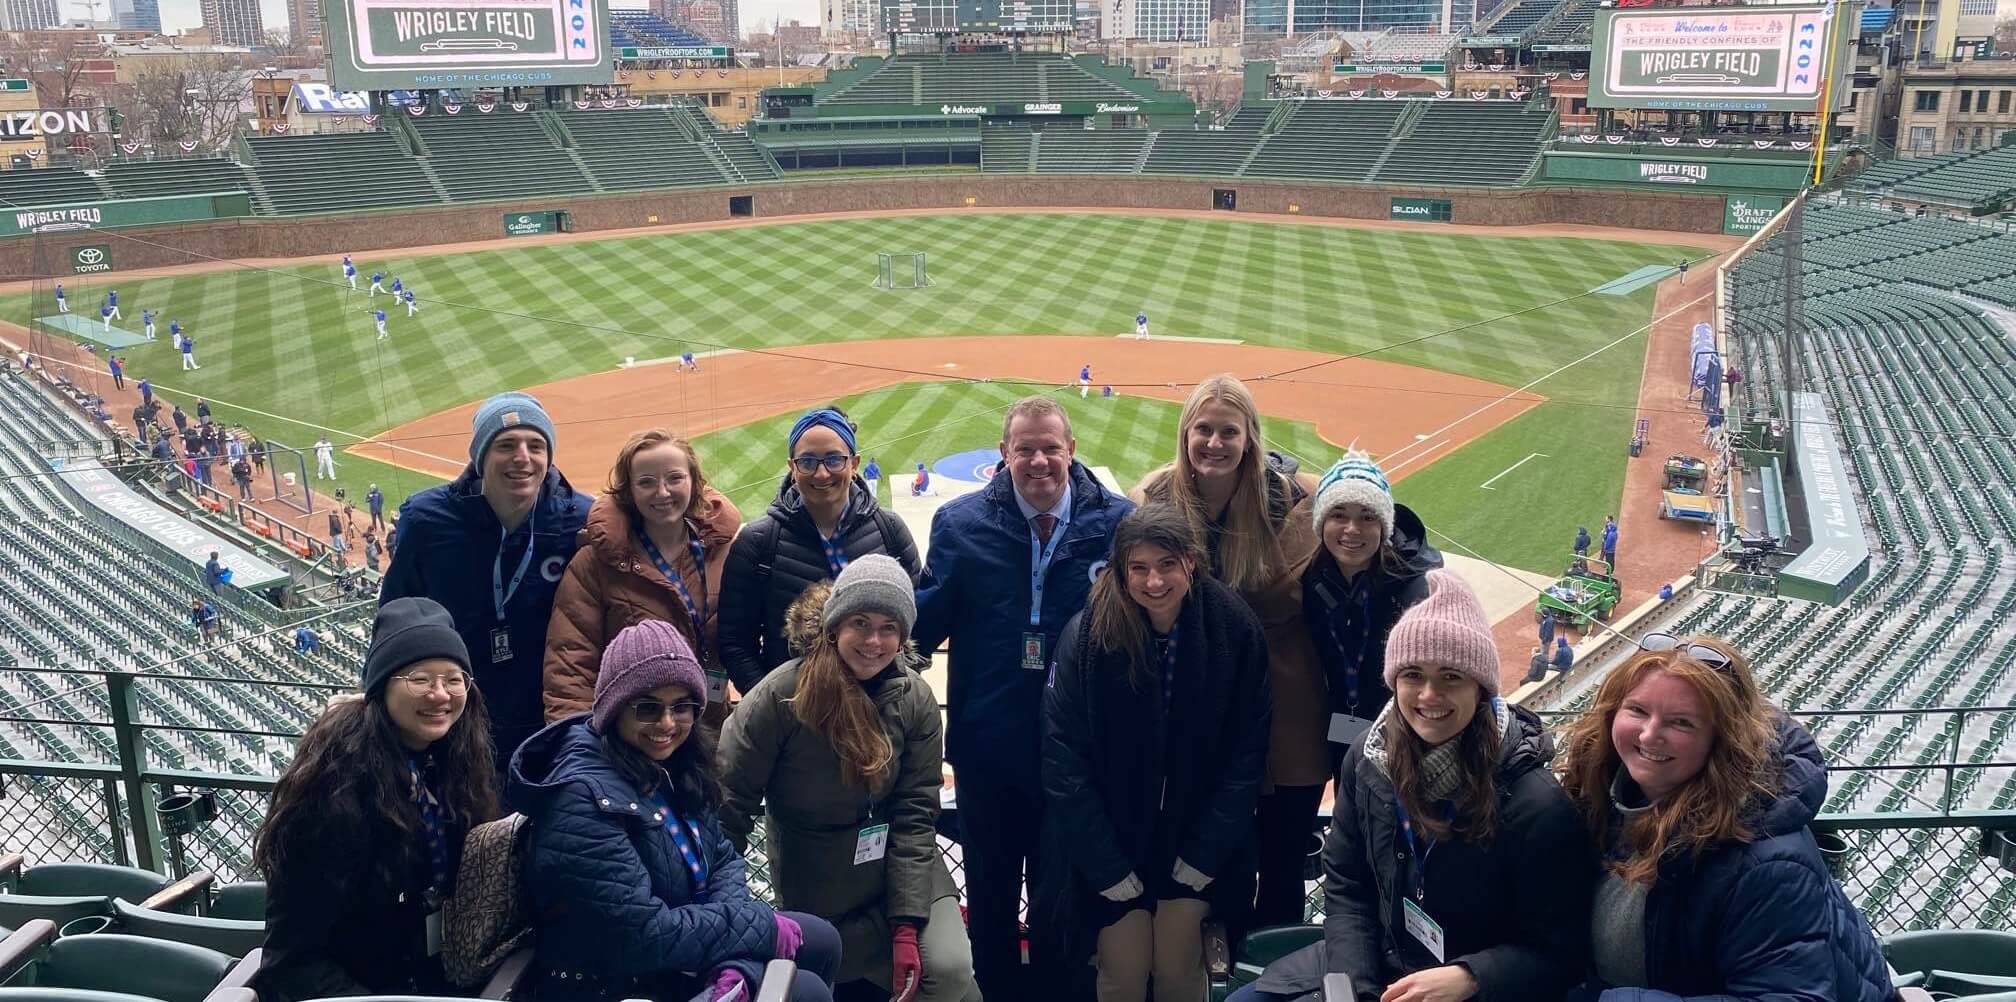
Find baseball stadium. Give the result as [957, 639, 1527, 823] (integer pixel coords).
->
[0, 0, 2014, 994]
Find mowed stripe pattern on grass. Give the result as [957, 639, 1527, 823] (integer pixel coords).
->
[21, 214, 1702, 571]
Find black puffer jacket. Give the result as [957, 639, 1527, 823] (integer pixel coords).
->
[1301, 502, 1442, 726]
[718, 476, 921, 693]
[1254, 704, 1595, 1002]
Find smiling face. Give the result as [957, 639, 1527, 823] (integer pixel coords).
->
[1323, 503, 1384, 576]
[1611, 669, 1715, 802]
[381, 657, 468, 751]
[627, 441, 695, 531]
[1185, 399, 1251, 482]
[1392, 665, 1481, 746]
[1123, 542, 1193, 631]
[617, 683, 698, 762]
[481, 428, 549, 509]
[835, 611, 904, 679]
[789, 425, 857, 509]
[1002, 411, 1075, 512]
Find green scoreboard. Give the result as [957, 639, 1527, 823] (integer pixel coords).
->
[326, 0, 614, 91]
[1589, 4, 1853, 113]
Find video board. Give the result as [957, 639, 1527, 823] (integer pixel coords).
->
[1589, 4, 1846, 112]
[325, 0, 614, 91]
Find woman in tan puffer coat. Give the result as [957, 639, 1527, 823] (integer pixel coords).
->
[543, 429, 742, 724]
[718, 560, 979, 1002]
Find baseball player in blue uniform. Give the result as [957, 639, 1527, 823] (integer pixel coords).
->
[179, 331, 198, 370]
[107, 289, 121, 320]
[1079, 363, 1092, 399]
[402, 288, 418, 317]
[101, 304, 114, 330]
[374, 308, 388, 340]
[343, 259, 358, 291]
[1135, 311, 1149, 339]
[54, 284, 67, 313]
[142, 309, 157, 341]
[390, 277, 403, 298]
[369, 272, 385, 297]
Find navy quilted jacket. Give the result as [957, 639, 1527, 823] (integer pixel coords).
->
[510, 715, 780, 998]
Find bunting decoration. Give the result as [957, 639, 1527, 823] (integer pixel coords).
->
[1570, 71, 1586, 80]
[25, 148, 42, 158]
[1348, 90, 1366, 98]
[442, 102, 462, 114]
[1487, 63, 1506, 71]
[1605, 134, 1624, 144]
[646, 71, 657, 79]
[1381, 88, 1398, 98]
[178, 140, 199, 151]
[1316, 89, 1332, 98]
[362, 113, 380, 124]
[670, 69, 682, 78]
[1576, 134, 1596, 143]
[626, 97, 643, 107]
[1752, 139, 1774, 149]
[1545, 71, 1560, 80]
[476, 101, 496, 113]
[1434, 90, 1452, 99]
[717, 69, 729, 77]
[600, 98, 618, 108]
[1791, 141, 1813, 151]
[1696, 137, 1717, 147]
[1660, 136, 1680, 146]
[1510, 89, 1529, 99]
[511, 101, 530, 112]
[1470, 90, 1489, 99]
[120, 141, 141, 154]
[573, 100, 592, 110]
[405, 105, 425, 116]
[272, 123, 289, 134]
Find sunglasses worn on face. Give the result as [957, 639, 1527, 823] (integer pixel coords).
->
[792, 454, 852, 474]
[1639, 632, 1734, 672]
[630, 699, 703, 723]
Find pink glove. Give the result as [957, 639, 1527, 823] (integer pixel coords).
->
[709, 969, 747, 1002]
[891, 924, 923, 1002]
[773, 912, 802, 960]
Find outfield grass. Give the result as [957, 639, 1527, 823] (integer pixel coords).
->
[13, 213, 1710, 572]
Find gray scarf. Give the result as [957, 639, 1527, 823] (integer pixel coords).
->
[1363, 697, 1512, 800]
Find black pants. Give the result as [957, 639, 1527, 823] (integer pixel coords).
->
[1252, 784, 1325, 929]
[956, 774, 1044, 1000]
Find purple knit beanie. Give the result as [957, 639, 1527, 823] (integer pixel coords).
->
[591, 620, 707, 735]
[1383, 568, 1500, 696]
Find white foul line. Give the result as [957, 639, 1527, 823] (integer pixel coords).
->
[1479, 452, 1548, 491]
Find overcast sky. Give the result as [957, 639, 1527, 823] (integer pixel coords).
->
[59, 0, 2016, 43]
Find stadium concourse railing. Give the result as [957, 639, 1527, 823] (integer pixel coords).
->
[3, 665, 2015, 930]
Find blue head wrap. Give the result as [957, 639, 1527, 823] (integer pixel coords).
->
[788, 408, 858, 456]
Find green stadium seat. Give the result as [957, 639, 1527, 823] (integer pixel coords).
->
[1228, 925, 1322, 988]
[106, 902, 261, 960]
[1884, 930, 2016, 984]
[0, 930, 253, 1002]
[202, 885, 260, 925]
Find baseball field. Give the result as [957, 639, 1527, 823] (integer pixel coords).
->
[11, 210, 1717, 573]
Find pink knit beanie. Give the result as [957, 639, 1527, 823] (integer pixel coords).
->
[591, 619, 707, 735]
[1383, 568, 1500, 696]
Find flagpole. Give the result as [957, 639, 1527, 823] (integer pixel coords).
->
[1809, 1, 1846, 185]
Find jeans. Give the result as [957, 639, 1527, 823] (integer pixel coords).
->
[771, 910, 843, 1002]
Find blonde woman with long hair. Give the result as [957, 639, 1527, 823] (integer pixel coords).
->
[1557, 634, 1891, 1002]
[1134, 374, 1326, 927]
[719, 556, 978, 1002]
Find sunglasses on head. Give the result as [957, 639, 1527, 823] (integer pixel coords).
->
[1638, 632, 1734, 673]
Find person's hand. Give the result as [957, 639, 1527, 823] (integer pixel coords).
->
[1099, 872, 1145, 902]
[772, 912, 802, 959]
[709, 969, 747, 1002]
[1172, 858, 1212, 891]
[1379, 965, 1478, 1002]
[891, 924, 922, 1002]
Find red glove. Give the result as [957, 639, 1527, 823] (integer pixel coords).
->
[773, 912, 802, 960]
[891, 924, 922, 1002]
[709, 969, 747, 1002]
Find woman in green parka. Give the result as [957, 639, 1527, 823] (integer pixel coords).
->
[719, 555, 980, 1002]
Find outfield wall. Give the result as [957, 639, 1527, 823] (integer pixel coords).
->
[0, 176, 1726, 276]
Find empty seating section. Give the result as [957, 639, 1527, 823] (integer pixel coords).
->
[981, 125, 1034, 171]
[1852, 151, 1967, 190]
[564, 108, 726, 189]
[243, 131, 442, 215]
[1565, 198, 2016, 928]
[1533, 0, 1596, 44]
[411, 114, 595, 202]
[1889, 145, 2016, 209]
[1244, 101, 1406, 180]
[1141, 105, 1269, 175]
[1376, 103, 1552, 185]
[1033, 129, 1151, 173]
[820, 53, 1143, 107]
[101, 159, 250, 200]
[1365, 32, 1459, 61]
[1481, 0, 1566, 36]
[666, 105, 782, 180]
[0, 167, 109, 207]
[608, 9, 711, 45]
[0, 368, 373, 873]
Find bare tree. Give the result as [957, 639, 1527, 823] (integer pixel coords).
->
[121, 56, 248, 154]
[0, 32, 104, 109]
[1996, 17, 2016, 56]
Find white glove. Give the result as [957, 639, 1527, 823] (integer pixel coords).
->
[1100, 872, 1145, 902]
[1173, 858, 1212, 891]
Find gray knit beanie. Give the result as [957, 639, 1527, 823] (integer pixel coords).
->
[469, 391, 557, 468]
[821, 553, 916, 639]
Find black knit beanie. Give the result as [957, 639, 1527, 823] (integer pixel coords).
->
[362, 597, 471, 697]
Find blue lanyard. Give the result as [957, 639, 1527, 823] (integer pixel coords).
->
[493, 510, 536, 623]
[653, 793, 711, 901]
[1157, 624, 1180, 717]
[1027, 516, 1065, 627]
[818, 530, 849, 578]
[1394, 799, 1442, 903]
[637, 528, 709, 655]
[1325, 585, 1376, 713]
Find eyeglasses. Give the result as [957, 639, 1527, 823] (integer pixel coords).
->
[630, 699, 704, 723]
[791, 453, 852, 474]
[1638, 632, 1734, 673]
[392, 672, 469, 694]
